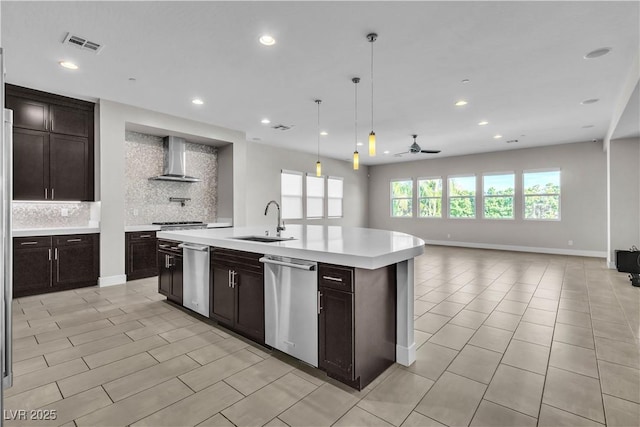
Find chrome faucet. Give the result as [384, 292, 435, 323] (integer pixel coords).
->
[264, 200, 285, 236]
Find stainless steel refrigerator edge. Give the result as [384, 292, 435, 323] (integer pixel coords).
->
[1, 47, 15, 420]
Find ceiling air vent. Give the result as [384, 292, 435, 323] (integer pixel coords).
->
[62, 33, 103, 54]
[272, 124, 294, 131]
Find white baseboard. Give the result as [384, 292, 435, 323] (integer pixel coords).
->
[424, 240, 607, 258]
[396, 342, 416, 367]
[607, 261, 617, 269]
[98, 274, 127, 287]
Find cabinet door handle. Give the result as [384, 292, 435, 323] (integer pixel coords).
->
[48, 248, 52, 261]
[51, 188, 55, 200]
[54, 248, 58, 260]
[232, 271, 237, 288]
[67, 238, 82, 243]
[139, 235, 151, 238]
[170, 246, 180, 250]
[317, 291, 323, 314]
[45, 188, 48, 199]
[228, 270, 231, 288]
[159, 244, 169, 248]
[322, 276, 343, 282]
[20, 241, 38, 245]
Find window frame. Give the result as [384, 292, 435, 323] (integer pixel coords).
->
[482, 171, 515, 221]
[305, 173, 325, 219]
[417, 176, 443, 219]
[522, 168, 561, 221]
[280, 169, 303, 220]
[327, 176, 344, 219]
[390, 178, 414, 218]
[447, 174, 476, 219]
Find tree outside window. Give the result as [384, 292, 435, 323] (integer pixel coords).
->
[418, 178, 442, 218]
[483, 173, 515, 219]
[524, 170, 560, 220]
[448, 176, 476, 218]
[390, 179, 413, 217]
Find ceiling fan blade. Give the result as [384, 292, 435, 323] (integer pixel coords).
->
[420, 150, 441, 154]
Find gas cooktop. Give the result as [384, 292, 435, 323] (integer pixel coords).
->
[152, 221, 207, 230]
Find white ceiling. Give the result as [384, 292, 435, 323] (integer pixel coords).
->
[2, 1, 639, 165]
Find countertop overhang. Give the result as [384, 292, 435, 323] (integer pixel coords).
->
[13, 226, 100, 237]
[157, 225, 425, 269]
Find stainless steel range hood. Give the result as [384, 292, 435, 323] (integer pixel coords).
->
[149, 136, 201, 182]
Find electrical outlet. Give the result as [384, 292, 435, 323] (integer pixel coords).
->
[568, 240, 574, 246]
[61, 208, 69, 217]
[133, 209, 139, 216]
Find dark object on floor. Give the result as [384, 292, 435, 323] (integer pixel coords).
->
[615, 246, 640, 287]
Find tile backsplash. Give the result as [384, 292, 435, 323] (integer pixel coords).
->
[12, 202, 95, 229]
[125, 131, 218, 225]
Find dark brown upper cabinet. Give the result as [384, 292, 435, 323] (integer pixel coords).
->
[6, 84, 95, 201]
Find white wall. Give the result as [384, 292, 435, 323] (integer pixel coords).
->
[368, 141, 607, 257]
[98, 100, 246, 284]
[608, 137, 640, 264]
[243, 141, 369, 228]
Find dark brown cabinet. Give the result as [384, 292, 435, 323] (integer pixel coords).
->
[6, 84, 94, 201]
[210, 248, 264, 343]
[13, 234, 99, 298]
[13, 129, 49, 200]
[157, 240, 183, 304]
[318, 263, 396, 390]
[125, 231, 158, 280]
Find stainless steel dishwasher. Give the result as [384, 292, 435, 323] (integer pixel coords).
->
[260, 255, 318, 367]
[179, 243, 210, 317]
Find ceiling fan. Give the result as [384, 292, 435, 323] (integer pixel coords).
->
[394, 135, 441, 157]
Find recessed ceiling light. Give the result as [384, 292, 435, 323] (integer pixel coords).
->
[493, 134, 503, 139]
[506, 139, 518, 144]
[383, 150, 390, 154]
[584, 47, 612, 59]
[261, 118, 271, 124]
[259, 35, 276, 46]
[128, 77, 136, 82]
[478, 121, 489, 126]
[461, 79, 470, 84]
[320, 131, 328, 136]
[455, 100, 468, 106]
[192, 98, 204, 105]
[581, 98, 599, 105]
[357, 142, 363, 146]
[59, 61, 78, 70]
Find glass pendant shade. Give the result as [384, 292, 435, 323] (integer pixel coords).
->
[353, 151, 359, 170]
[369, 131, 376, 156]
[316, 161, 322, 177]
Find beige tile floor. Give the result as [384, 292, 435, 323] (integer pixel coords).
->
[4, 246, 640, 426]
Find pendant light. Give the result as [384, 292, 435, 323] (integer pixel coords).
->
[315, 99, 322, 176]
[352, 77, 360, 170]
[367, 32, 378, 157]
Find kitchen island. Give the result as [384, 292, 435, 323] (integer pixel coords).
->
[158, 225, 424, 388]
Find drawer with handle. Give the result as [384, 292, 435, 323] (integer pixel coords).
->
[129, 231, 156, 241]
[318, 263, 354, 292]
[13, 236, 52, 249]
[54, 234, 95, 246]
[157, 239, 183, 255]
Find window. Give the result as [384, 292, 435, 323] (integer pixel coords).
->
[306, 174, 325, 219]
[390, 179, 413, 217]
[327, 176, 343, 218]
[281, 170, 303, 219]
[483, 173, 515, 219]
[448, 175, 476, 218]
[524, 170, 560, 220]
[418, 178, 442, 218]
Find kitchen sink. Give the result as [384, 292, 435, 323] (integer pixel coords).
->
[232, 235, 295, 243]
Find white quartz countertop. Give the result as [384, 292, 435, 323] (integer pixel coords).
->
[13, 226, 100, 237]
[157, 225, 425, 269]
[125, 222, 233, 232]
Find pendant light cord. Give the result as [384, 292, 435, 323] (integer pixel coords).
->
[316, 100, 321, 161]
[370, 39, 374, 130]
[355, 79, 358, 151]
